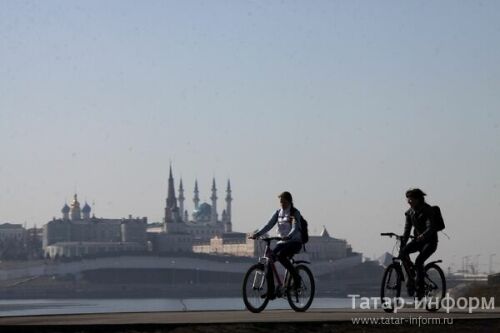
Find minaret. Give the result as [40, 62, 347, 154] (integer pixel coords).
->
[193, 179, 200, 210]
[164, 165, 180, 232]
[178, 178, 185, 222]
[210, 178, 218, 224]
[166, 165, 177, 212]
[225, 179, 233, 232]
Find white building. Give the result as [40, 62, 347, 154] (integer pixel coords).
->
[193, 227, 352, 261]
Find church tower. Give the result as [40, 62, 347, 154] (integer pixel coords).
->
[164, 165, 183, 233]
[82, 202, 91, 220]
[70, 194, 81, 221]
[61, 203, 70, 221]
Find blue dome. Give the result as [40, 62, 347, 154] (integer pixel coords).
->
[61, 204, 70, 213]
[193, 202, 212, 219]
[82, 202, 91, 213]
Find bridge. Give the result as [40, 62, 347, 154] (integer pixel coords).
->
[0, 254, 362, 281]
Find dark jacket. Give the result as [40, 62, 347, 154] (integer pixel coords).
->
[403, 203, 439, 245]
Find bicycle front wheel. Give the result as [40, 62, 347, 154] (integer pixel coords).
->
[424, 263, 446, 312]
[242, 263, 270, 313]
[381, 263, 402, 313]
[286, 264, 315, 312]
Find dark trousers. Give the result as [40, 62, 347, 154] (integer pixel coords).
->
[267, 241, 302, 293]
[400, 240, 438, 294]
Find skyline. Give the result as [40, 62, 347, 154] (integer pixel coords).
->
[1, 1, 500, 273]
[2, 165, 498, 274]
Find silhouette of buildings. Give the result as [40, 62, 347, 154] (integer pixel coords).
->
[40, 166, 353, 262]
[43, 194, 147, 259]
[149, 165, 234, 253]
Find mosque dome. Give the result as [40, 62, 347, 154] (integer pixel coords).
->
[193, 202, 212, 220]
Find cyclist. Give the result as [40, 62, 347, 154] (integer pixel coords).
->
[400, 188, 439, 299]
[250, 191, 303, 299]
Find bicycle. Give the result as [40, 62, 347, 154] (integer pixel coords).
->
[380, 232, 446, 313]
[242, 237, 315, 313]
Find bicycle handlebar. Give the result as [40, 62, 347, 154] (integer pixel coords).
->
[260, 237, 283, 242]
[380, 232, 414, 239]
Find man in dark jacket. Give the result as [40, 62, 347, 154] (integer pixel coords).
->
[400, 188, 439, 299]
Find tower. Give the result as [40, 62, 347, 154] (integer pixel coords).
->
[210, 178, 218, 224]
[61, 203, 70, 220]
[164, 165, 182, 233]
[70, 194, 81, 221]
[82, 202, 91, 220]
[178, 178, 185, 222]
[193, 179, 200, 210]
[225, 179, 233, 232]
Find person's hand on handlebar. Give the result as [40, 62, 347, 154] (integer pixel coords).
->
[248, 234, 257, 240]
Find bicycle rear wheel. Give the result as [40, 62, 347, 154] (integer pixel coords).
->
[381, 263, 402, 313]
[242, 263, 270, 313]
[424, 263, 446, 312]
[286, 264, 315, 312]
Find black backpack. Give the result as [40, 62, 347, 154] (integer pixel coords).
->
[432, 206, 446, 231]
[300, 216, 309, 244]
[289, 207, 309, 244]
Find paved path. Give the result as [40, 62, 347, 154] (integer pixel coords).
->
[0, 308, 499, 326]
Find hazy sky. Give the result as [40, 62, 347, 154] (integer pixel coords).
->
[1, 0, 499, 272]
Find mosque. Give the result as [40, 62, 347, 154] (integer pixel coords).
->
[161, 165, 233, 239]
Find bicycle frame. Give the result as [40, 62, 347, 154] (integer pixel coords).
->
[391, 256, 412, 283]
[381, 232, 443, 293]
[258, 239, 288, 289]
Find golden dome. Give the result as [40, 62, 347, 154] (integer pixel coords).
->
[71, 194, 80, 208]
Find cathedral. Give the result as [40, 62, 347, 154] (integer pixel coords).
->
[163, 166, 233, 240]
[42, 194, 148, 258]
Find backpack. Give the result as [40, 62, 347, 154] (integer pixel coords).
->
[432, 206, 445, 231]
[300, 216, 309, 244]
[289, 207, 309, 244]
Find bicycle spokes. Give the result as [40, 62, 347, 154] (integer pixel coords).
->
[286, 265, 315, 312]
[242, 264, 269, 313]
[381, 264, 402, 313]
[252, 269, 266, 290]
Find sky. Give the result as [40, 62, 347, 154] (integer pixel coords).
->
[1, 0, 500, 273]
